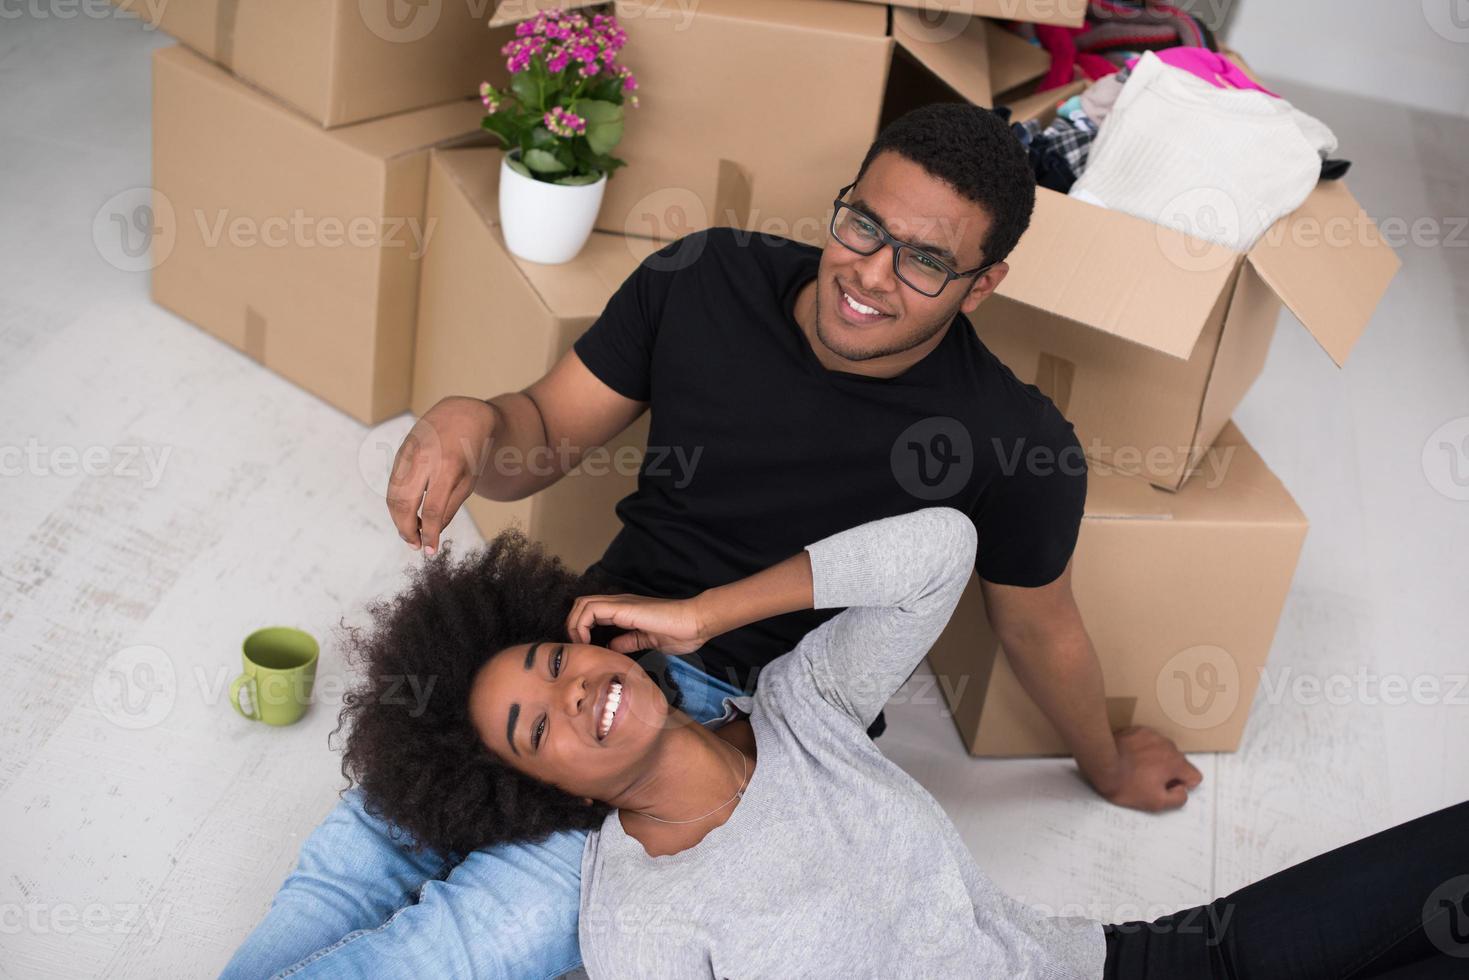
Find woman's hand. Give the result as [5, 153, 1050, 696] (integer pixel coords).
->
[565, 593, 714, 655]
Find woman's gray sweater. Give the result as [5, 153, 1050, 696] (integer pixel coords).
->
[578, 508, 1106, 979]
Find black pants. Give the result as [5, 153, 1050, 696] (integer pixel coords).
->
[1102, 800, 1469, 979]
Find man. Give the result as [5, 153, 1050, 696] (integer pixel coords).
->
[225, 104, 1200, 979]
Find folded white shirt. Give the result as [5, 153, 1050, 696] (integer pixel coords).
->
[1069, 51, 1337, 251]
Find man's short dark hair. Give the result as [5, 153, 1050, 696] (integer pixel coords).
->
[853, 103, 1036, 267]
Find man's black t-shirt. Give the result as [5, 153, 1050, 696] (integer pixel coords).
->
[574, 228, 1087, 692]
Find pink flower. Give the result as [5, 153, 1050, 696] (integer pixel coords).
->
[543, 106, 587, 138]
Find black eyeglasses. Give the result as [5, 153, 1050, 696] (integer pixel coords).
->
[829, 182, 994, 298]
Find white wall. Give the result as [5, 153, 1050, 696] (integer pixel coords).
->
[1227, 0, 1469, 117]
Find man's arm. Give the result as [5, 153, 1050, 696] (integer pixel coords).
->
[980, 562, 1204, 812]
[386, 349, 644, 553]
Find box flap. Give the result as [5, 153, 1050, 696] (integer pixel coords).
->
[861, 0, 1086, 30]
[333, 99, 488, 162]
[1083, 421, 1307, 526]
[1245, 180, 1401, 367]
[495, 0, 886, 35]
[434, 146, 658, 319]
[515, 232, 660, 321]
[986, 20, 1051, 96]
[1169, 422, 1308, 526]
[892, 7, 994, 107]
[1083, 463, 1173, 520]
[998, 189, 1241, 359]
[491, 0, 589, 28]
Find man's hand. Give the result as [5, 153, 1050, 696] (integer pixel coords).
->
[1083, 726, 1203, 812]
[565, 594, 713, 655]
[386, 396, 496, 554]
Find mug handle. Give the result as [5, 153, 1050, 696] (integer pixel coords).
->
[231, 674, 259, 721]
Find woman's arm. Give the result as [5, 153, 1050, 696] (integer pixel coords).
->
[565, 551, 814, 654]
[566, 509, 978, 727]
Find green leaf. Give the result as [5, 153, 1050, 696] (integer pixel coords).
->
[511, 70, 546, 113]
[577, 100, 624, 154]
[505, 156, 534, 179]
[522, 148, 568, 174]
[554, 173, 603, 186]
[480, 113, 518, 147]
[529, 125, 558, 149]
[585, 120, 624, 155]
[577, 99, 622, 123]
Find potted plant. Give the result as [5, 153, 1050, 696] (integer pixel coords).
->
[479, 8, 639, 264]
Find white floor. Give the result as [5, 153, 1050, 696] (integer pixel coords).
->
[3, 11, 1468, 980]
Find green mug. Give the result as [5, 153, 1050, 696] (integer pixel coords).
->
[230, 627, 319, 726]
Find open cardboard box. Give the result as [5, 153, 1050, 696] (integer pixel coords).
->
[491, 0, 1071, 245]
[412, 147, 655, 572]
[113, 0, 511, 128]
[151, 45, 487, 424]
[926, 421, 1308, 756]
[980, 171, 1401, 490]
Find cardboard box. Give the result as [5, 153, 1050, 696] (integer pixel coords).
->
[486, 1, 1064, 245]
[853, 0, 1086, 28]
[152, 45, 487, 424]
[495, 0, 1085, 29]
[978, 177, 1401, 490]
[412, 147, 656, 571]
[113, 0, 510, 128]
[926, 422, 1308, 756]
[592, 0, 894, 246]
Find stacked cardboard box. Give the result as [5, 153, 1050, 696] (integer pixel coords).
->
[411, 147, 655, 571]
[566, 1, 1083, 244]
[137, 3, 517, 423]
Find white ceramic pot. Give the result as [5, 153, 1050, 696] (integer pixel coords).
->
[498, 152, 608, 265]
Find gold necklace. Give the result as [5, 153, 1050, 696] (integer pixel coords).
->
[634, 737, 749, 826]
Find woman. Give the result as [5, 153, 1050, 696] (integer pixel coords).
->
[341, 509, 1467, 978]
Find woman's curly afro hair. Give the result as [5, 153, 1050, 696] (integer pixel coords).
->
[336, 529, 613, 856]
